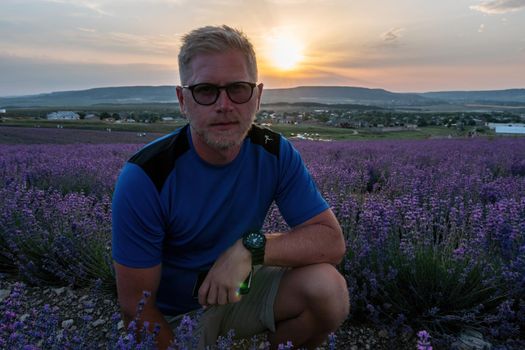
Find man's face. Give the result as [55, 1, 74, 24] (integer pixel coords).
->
[177, 50, 263, 151]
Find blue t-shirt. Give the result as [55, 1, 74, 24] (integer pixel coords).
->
[112, 124, 328, 315]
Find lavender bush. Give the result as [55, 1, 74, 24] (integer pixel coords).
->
[266, 138, 525, 348]
[1, 136, 525, 349]
[1, 282, 335, 349]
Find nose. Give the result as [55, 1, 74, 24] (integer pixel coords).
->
[215, 88, 234, 112]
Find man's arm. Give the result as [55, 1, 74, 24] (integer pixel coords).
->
[197, 208, 345, 306]
[114, 262, 174, 349]
[265, 208, 345, 266]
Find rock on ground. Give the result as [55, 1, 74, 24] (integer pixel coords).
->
[0, 277, 415, 349]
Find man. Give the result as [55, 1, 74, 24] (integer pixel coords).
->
[112, 25, 349, 349]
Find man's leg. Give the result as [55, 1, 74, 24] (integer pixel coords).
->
[166, 266, 287, 349]
[268, 263, 350, 349]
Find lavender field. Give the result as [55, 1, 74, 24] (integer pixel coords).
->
[1, 128, 524, 349]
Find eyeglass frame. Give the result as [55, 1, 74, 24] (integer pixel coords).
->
[181, 81, 258, 106]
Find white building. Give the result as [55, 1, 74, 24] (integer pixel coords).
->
[0, 109, 6, 114]
[47, 111, 80, 120]
[487, 123, 525, 134]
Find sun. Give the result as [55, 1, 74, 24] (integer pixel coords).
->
[267, 34, 304, 71]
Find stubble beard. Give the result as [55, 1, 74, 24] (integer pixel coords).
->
[191, 115, 254, 151]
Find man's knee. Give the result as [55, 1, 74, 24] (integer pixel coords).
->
[301, 263, 350, 327]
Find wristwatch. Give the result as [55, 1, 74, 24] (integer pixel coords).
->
[242, 231, 266, 266]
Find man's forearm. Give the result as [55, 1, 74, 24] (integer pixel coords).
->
[264, 221, 345, 267]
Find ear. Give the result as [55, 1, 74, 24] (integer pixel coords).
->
[176, 86, 187, 117]
[255, 83, 264, 111]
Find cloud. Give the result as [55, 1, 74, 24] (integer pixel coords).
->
[264, 0, 331, 3]
[77, 27, 96, 33]
[77, 31, 180, 55]
[478, 24, 485, 32]
[0, 54, 176, 96]
[470, 0, 525, 14]
[261, 66, 371, 89]
[381, 27, 404, 42]
[45, 0, 112, 16]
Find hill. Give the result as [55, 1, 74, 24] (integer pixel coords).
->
[262, 86, 434, 106]
[0, 86, 177, 107]
[419, 89, 525, 105]
[1, 85, 524, 108]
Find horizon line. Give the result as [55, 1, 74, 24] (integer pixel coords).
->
[2, 84, 525, 99]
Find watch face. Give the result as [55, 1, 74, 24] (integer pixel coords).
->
[246, 232, 265, 248]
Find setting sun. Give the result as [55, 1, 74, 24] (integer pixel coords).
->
[266, 34, 304, 71]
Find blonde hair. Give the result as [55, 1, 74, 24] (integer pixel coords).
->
[178, 25, 258, 85]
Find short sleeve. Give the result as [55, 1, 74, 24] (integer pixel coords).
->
[275, 139, 329, 227]
[111, 162, 166, 268]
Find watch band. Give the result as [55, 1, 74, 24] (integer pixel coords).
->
[251, 249, 264, 266]
[242, 231, 266, 266]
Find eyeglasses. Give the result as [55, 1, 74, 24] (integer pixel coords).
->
[182, 82, 257, 106]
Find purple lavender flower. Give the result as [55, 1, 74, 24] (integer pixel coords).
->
[216, 329, 235, 350]
[328, 332, 337, 350]
[1, 136, 524, 348]
[417, 330, 432, 350]
[277, 340, 294, 350]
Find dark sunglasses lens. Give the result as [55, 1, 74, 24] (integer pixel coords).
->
[193, 84, 219, 105]
[191, 83, 254, 105]
[226, 83, 253, 103]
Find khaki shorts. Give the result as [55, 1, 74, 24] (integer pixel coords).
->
[166, 266, 287, 349]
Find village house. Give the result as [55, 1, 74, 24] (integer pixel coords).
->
[487, 123, 525, 134]
[118, 112, 131, 120]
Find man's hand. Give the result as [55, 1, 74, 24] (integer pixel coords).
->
[114, 262, 174, 350]
[198, 239, 252, 306]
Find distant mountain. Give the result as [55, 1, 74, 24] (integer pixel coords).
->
[0, 86, 177, 107]
[1, 85, 524, 108]
[419, 89, 525, 105]
[262, 86, 434, 106]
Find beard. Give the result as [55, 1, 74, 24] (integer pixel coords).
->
[200, 128, 245, 150]
[190, 115, 254, 151]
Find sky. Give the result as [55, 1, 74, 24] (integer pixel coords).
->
[0, 0, 524, 96]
